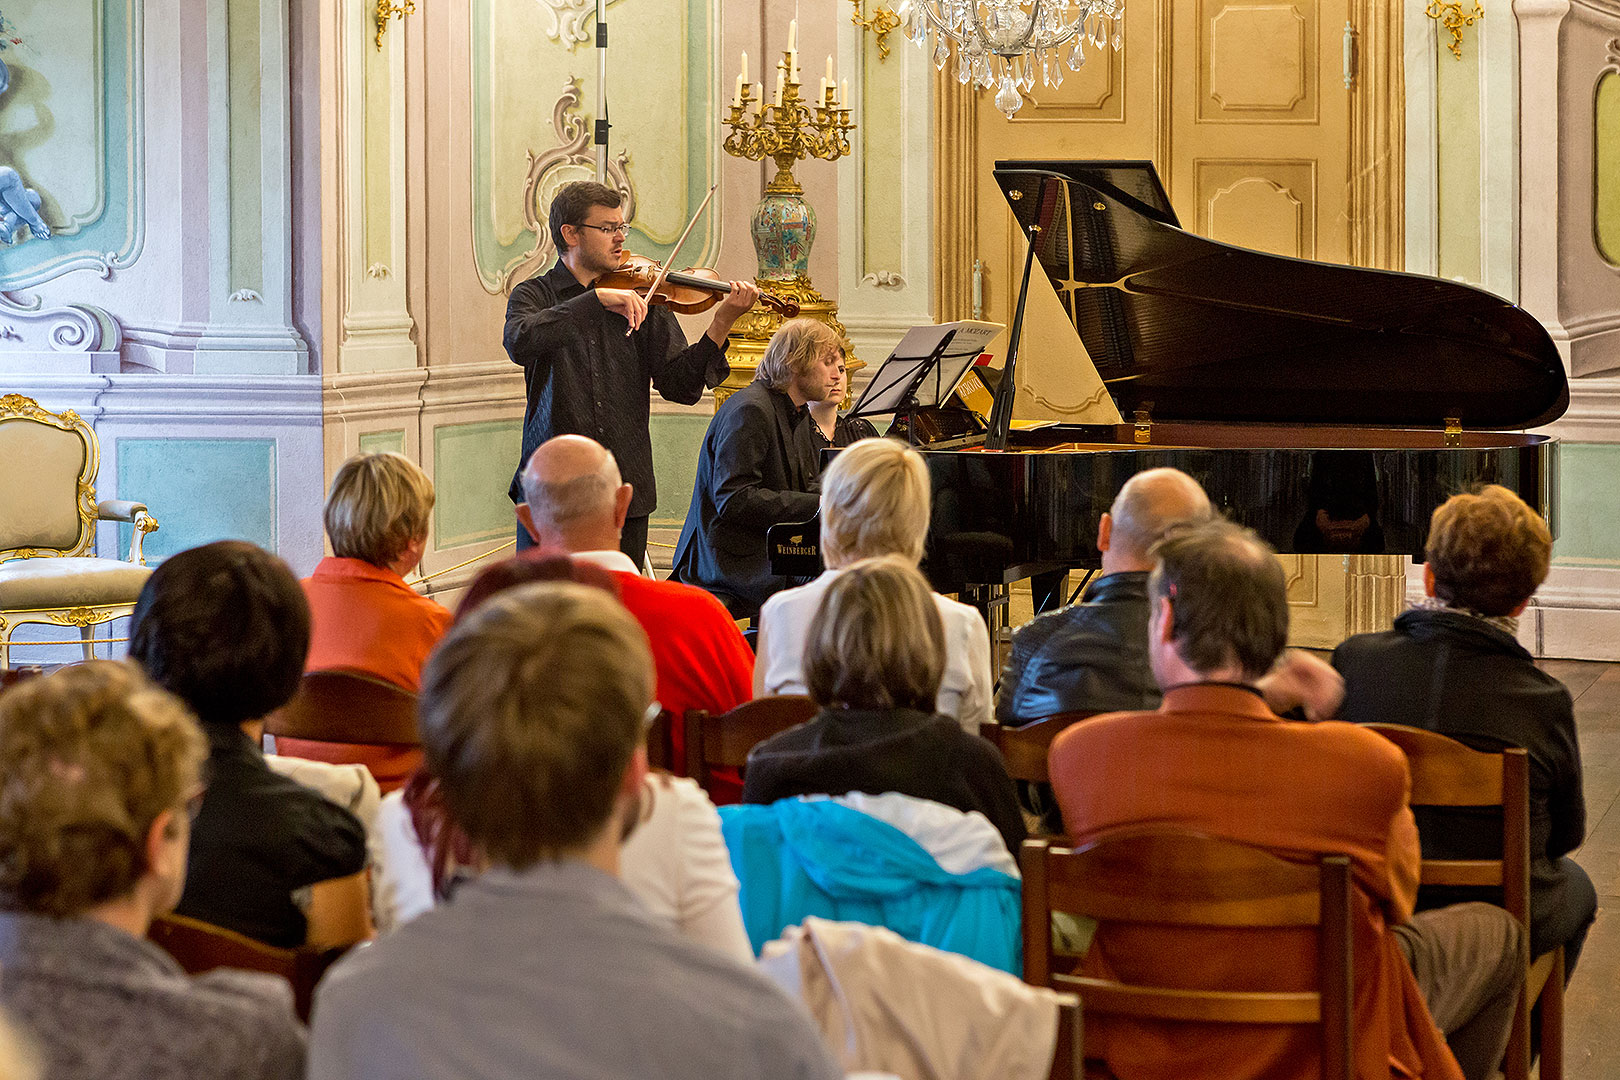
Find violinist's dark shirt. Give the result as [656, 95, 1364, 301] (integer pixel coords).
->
[503, 261, 730, 517]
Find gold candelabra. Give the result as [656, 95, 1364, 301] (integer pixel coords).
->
[717, 46, 859, 403]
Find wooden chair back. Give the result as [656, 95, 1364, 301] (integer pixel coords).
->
[1363, 723, 1558, 1080]
[682, 695, 817, 793]
[645, 707, 676, 772]
[979, 712, 1097, 783]
[1022, 830, 1353, 1080]
[149, 913, 345, 1022]
[1048, 995, 1083, 1080]
[265, 669, 420, 746]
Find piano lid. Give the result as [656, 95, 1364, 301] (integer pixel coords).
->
[993, 161, 1570, 431]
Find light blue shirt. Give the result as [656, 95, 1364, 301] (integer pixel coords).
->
[309, 859, 841, 1080]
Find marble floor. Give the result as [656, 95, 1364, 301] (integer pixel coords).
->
[1540, 659, 1618, 1080]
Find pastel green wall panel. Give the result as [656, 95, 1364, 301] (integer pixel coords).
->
[359, 429, 406, 455]
[1436, 41, 1483, 285]
[433, 420, 521, 547]
[1552, 442, 1620, 566]
[228, 0, 265, 293]
[116, 438, 277, 559]
[649, 413, 711, 530]
[1598, 72, 1620, 266]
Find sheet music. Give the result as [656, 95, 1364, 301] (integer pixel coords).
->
[851, 320, 1004, 416]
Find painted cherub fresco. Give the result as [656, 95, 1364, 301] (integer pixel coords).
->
[0, 11, 49, 245]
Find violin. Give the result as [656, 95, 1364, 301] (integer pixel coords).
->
[595, 253, 800, 319]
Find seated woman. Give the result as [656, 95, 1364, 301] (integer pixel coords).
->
[755, 437, 992, 732]
[129, 541, 372, 951]
[288, 452, 451, 789]
[1333, 485, 1597, 973]
[376, 555, 753, 962]
[742, 556, 1025, 855]
[0, 662, 304, 1080]
[806, 352, 879, 450]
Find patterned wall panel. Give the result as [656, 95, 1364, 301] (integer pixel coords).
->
[1195, 159, 1316, 257]
[432, 419, 522, 548]
[0, 0, 142, 288]
[358, 428, 407, 455]
[1201, 0, 1315, 120]
[1598, 70, 1620, 267]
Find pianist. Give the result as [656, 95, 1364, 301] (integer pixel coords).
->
[671, 319, 843, 620]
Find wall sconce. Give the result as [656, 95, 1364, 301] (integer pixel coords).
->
[852, 0, 901, 61]
[375, 0, 416, 50]
[1425, 0, 1482, 60]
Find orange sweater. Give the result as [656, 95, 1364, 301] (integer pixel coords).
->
[1048, 684, 1460, 1080]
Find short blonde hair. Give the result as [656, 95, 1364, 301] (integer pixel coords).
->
[419, 582, 654, 867]
[324, 452, 435, 567]
[1426, 485, 1552, 616]
[0, 661, 206, 917]
[821, 438, 930, 568]
[755, 318, 843, 392]
[804, 556, 944, 712]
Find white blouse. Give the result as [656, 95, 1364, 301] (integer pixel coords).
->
[754, 569, 994, 734]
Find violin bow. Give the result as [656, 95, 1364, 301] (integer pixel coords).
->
[636, 183, 717, 327]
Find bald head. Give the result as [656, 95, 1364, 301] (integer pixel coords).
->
[1099, 468, 1213, 573]
[517, 435, 632, 553]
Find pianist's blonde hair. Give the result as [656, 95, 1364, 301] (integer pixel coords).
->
[755, 318, 844, 392]
[821, 438, 931, 568]
[324, 451, 435, 568]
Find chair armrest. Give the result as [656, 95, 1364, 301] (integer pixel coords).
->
[97, 501, 159, 564]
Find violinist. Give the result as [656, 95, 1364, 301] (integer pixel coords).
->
[503, 180, 759, 569]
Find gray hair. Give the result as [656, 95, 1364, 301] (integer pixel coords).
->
[520, 450, 622, 537]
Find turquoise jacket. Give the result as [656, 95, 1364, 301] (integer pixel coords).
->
[719, 798, 1022, 974]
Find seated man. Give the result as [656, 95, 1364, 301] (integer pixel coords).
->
[0, 662, 305, 1080]
[517, 433, 753, 722]
[997, 467, 1211, 725]
[671, 317, 842, 619]
[129, 541, 372, 951]
[1049, 519, 1522, 1080]
[1334, 485, 1596, 972]
[756, 437, 992, 732]
[309, 582, 841, 1080]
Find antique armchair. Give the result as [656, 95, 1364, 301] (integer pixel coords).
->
[0, 394, 158, 668]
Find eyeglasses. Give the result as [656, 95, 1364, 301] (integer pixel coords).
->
[575, 223, 631, 237]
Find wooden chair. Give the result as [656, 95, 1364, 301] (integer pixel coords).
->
[265, 669, 420, 791]
[979, 712, 1098, 784]
[1364, 723, 1560, 1080]
[645, 707, 676, 772]
[148, 913, 346, 1022]
[1049, 995, 1084, 1080]
[681, 695, 817, 794]
[1022, 830, 1354, 1080]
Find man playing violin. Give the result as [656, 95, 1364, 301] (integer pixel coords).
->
[504, 180, 759, 569]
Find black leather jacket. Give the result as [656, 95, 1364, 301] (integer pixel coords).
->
[995, 571, 1159, 725]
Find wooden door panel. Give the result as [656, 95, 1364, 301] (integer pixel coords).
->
[1194, 160, 1319, 258]
[1201, 1, 1318, 121]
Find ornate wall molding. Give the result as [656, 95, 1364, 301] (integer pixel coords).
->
[0, 289, 120, 353]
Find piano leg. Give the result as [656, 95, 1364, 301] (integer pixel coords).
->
[959, 583, 1011, 675]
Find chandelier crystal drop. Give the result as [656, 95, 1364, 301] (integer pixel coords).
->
[896, 0, 1122, 118]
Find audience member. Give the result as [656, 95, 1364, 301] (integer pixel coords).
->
[0, 662, 305, 1080]
[289, 452, 451, 790]
[376, 554, 752, 961]
[1048, 520, 1522, 1080]
[672, 317, 841, 618]
[997, 467, 1211, 725]
[518, 434, 753, 721]
[755, 437, 992, 732]
[302, 452, 450, 690]
[129, 541, 370, 950]
[742, 557, 1025, 855]
[309, 583, 841, 1080]
[1334, 485, 1596, 971]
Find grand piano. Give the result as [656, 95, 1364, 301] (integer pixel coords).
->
[775, 160, 1568, 598]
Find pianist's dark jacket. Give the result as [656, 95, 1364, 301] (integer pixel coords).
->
[672, 380, 821, 620]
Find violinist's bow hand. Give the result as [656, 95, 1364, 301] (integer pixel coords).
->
[598, 288, 649, 334]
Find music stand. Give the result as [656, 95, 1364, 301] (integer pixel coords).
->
[848, 321, 1003, 437]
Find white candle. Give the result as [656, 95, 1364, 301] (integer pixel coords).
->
[840, 78, 849, 106]
[819, 77, 828, 101]
[734, 73, 744, 107]
[740, 51, 748, 84]
[774, 78, 784, 107]
[754, 82, 764, 111]
[788, 19, 797, 52]
[826, 55, 834, 85]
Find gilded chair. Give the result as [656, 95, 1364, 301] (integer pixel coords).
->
[0, 394, 158, 668]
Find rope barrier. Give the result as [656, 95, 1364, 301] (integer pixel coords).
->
[408, 539, 516, 590]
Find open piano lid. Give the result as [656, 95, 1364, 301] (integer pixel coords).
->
[993, 161, 1570, 431]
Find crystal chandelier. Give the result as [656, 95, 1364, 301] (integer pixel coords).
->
[895, 0, 1123, 118]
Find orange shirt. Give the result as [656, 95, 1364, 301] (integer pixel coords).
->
[287, 558, 452, 792]
[1048, 684, 1458, 1080]
[301, 557, 451, 691]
